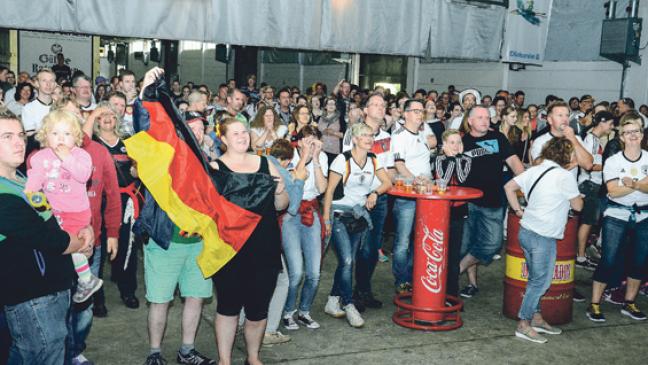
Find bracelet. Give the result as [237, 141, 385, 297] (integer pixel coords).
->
[324, 219, 331, 225]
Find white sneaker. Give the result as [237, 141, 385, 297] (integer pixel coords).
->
[343, 304, 364, 328]
[262, 331, 291, 346]
[324, 296, 345, 318]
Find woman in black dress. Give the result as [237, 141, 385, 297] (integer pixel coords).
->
[209, 117, 289, 365]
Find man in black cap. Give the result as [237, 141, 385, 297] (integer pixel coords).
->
[576, 111, 615, 271]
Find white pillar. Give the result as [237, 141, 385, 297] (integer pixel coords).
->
[350, 53, 361, 85]
[406, 56, 419, 94]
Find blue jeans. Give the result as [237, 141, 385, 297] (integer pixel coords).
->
[89, 245, 101, 276]
[517, 227, 556, 321]
[330, 215, 366, 306]
[281, 213, 321, 313]
[461, 203, 505, 265]
[392, 198, 415, 286]
[0, 310, 10, 364]
[355, 194, 388, 294]
[593, 216, 648, 285]
[65, 300, 93, 364]
[5, 290, 70, 365]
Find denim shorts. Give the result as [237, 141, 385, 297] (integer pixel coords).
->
[593, 216, 648, 285]
[144, 240, 213, 303]
[461, 203, 505, 265]
[578, 181, 601, 226]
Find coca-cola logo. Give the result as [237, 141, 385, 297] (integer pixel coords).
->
[421, 226, 445, 293]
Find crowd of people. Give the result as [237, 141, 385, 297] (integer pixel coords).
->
[1, 61, 648, 364]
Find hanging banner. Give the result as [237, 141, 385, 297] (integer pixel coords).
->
[18, 30, 92, 77]
[502, 0, 553, 64]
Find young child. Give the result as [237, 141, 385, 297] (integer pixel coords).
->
[25, 109, 102, 303]
[431, 129, 471, 298]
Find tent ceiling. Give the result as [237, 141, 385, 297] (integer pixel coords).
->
[0, 0, 506, 59]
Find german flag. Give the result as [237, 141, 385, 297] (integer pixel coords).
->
[124, 89, 260, 278]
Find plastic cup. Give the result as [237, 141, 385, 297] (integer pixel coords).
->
[436, 179, 447, 194]
[404, 178, 414, 193]
[395, 175, 405, 190]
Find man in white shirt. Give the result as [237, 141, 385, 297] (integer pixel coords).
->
[22, 69, 56, 134]
[71, 74, 96, 112]
[530, 101, 593, 175]
[390, 99, 435, 294]
[118, 70, 137, 136]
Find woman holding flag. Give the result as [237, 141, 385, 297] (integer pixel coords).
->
[129, 67, 288, 365]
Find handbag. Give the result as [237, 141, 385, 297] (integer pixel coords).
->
[336, 213, 369, 234]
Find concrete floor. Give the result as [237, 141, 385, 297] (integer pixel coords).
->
[86, 243, 648, 365]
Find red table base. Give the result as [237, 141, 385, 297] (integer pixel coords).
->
[388, 186, 482, 331]
[393, 293, 463, 331]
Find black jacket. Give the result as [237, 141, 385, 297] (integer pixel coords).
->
[0, 192, 74, 307]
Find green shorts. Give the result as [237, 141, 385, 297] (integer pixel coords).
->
[144, 239, 213, 303]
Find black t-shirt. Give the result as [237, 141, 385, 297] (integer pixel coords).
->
[463, 130, 515, 207]
[96, 137, 135, 188]
[52, 64, 72, 83]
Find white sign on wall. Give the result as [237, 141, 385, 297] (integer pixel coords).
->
[502, 0, 554, 64]
[18, 30, 92, 77]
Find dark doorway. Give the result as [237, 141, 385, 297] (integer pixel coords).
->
[233, 46, 258, 88]
[359, 55, 407, 94]
[161, 40, 179, 82]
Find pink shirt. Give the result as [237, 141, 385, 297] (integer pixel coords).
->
[26, 147, 93, 213]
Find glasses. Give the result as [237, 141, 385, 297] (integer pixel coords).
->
[622, 129, 642, 136]
[358, 133, 375, 138]
[298, 112, 310, 115]
[406, 109, 425, 114]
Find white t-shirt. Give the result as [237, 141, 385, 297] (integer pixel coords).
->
[288, 148, 328, 201]
[21, 99, 52, 132]
[330, 153, 383, 208]
[342, 126, 394, 190]
[603, 151, 648, 223]
[6, 100, 25, 117]
[578, 132, 604, 185]
[4, 87, 16, 104]
[530, 131, 589, 179]
[514, 160, 580, 239]
[251, 125, 288, 148]
[449, 114, 464, 130]
[391, 124, 432, 179]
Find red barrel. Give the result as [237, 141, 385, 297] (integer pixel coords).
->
[502, 212, 578, 325]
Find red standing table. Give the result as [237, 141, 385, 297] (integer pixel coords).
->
[389, 186, 482, 331]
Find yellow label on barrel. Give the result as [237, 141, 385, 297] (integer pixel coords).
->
[505, 255, 574, 284]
